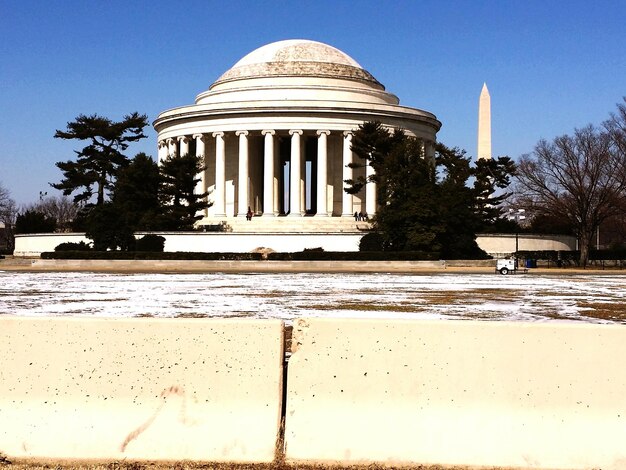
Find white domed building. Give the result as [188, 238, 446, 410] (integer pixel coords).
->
[154, 39, 441, 233]
[13, 40, 580, 257]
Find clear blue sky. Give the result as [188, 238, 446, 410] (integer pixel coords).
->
[1, 0, 625, 206]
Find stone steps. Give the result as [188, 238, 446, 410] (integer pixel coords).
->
[198, 216, 371, 233]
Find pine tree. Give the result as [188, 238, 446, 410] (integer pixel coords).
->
[52, 112, 148, 205]
[348, 122, 441, 252]
[158, 153, 210, 230]
[113, 153, 161, 231]
[347, 122, 516, 258]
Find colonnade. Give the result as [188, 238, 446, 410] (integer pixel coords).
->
[158, 129, 377, 218]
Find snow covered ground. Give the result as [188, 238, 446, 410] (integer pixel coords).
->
[1, 271, 625, 324]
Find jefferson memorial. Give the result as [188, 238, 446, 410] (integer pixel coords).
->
[13, 40, 578, 255]
[153, 39, 441, 232]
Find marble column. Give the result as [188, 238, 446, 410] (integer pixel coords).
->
[289, 130, 303, 217]
[316, 130, 330, 216]
[213, 132, 226, 217]
[342, 131, 354, 217]
[178, 135, 190, 157]
[262, 130, 276, 216]
[236, 130, 249, 217]
[157, 140, 167, 165]
[167, 138, 177, 158]
[193, 134, 207, 211]
[365, 160, 377, 217]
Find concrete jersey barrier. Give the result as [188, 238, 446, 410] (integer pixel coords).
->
[0, 317, 284, 463]
[285, 318, 626, 469]
[4, 315, 626, 468]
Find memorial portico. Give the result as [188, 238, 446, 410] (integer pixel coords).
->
[154, 40, 441, 230]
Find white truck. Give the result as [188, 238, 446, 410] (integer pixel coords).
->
[496, 258, 528, 275]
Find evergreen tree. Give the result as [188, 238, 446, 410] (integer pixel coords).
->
[435, 145, 515, 258]
[348, 122, 441, 252]
[84, 202, 135, 251]
[52, 112, 148, 205]
[348, 122, 516, 258]
[83, 153, 162, 251]
[473, 155, 517, 225]
[435, 144, 482, 258]
[15, 210, 57, 234]
[158, 153, 210, 230]
[113, 153, 161, 231]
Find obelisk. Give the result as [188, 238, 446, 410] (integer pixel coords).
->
[477, 83, 492, 160]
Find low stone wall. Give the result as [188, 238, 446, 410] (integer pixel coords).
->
[0, 317, 284, 463]
[13, 233, 90, 257]
[476, 232, 577, 257]
[14, 231, 576, 258]
[2, 316, 626, 468]
[13, 232, 361, 257]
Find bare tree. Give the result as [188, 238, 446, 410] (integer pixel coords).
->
[0, 182, 17, 252]
[24, 194, 80, 232]
[605, 97, 626, 160]
[516, 122, 626, 265]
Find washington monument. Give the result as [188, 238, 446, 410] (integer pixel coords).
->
[477, 83, 492, 160]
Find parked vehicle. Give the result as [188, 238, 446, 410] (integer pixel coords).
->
[496, 258, 528, 275]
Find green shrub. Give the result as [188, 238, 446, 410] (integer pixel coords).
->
[135, 234, 165, 252]
[41, 251, 264, 261]
[54, 241, 92, 251]
[590, 248, 626, 261]
[359, 232, 384, 251]
[267, 251, 440, 261]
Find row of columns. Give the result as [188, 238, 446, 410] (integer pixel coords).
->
[158, 130, 377, 218]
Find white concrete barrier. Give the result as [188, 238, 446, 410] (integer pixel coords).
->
[285, 318, 626, 469]
[0, 317, 284, 463]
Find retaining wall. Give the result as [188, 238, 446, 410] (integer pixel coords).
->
[13, 232, 361, 257]
[3, 258, 447, 273]
[476, 233, 577, 257]
[3, 316, 626, 469]
[13, 233, 91, 257]
[14, 232, 576, 257]
[0, 317, 284, 463]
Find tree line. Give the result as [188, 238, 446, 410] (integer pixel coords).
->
[1, 113, 210, 251]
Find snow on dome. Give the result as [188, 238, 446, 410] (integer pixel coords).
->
[212, 39, 381, 89]
[231, 39, 363, 69]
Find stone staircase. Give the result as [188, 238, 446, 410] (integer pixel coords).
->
[197, 216, 371, 234]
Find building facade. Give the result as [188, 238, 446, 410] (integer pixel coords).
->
[153, 40, 441, 224]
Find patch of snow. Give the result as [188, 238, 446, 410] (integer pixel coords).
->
[1, 272, 625, 324]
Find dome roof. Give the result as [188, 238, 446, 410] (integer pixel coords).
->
[211, 39, 382, 89]
[232, 39, 362, 68]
